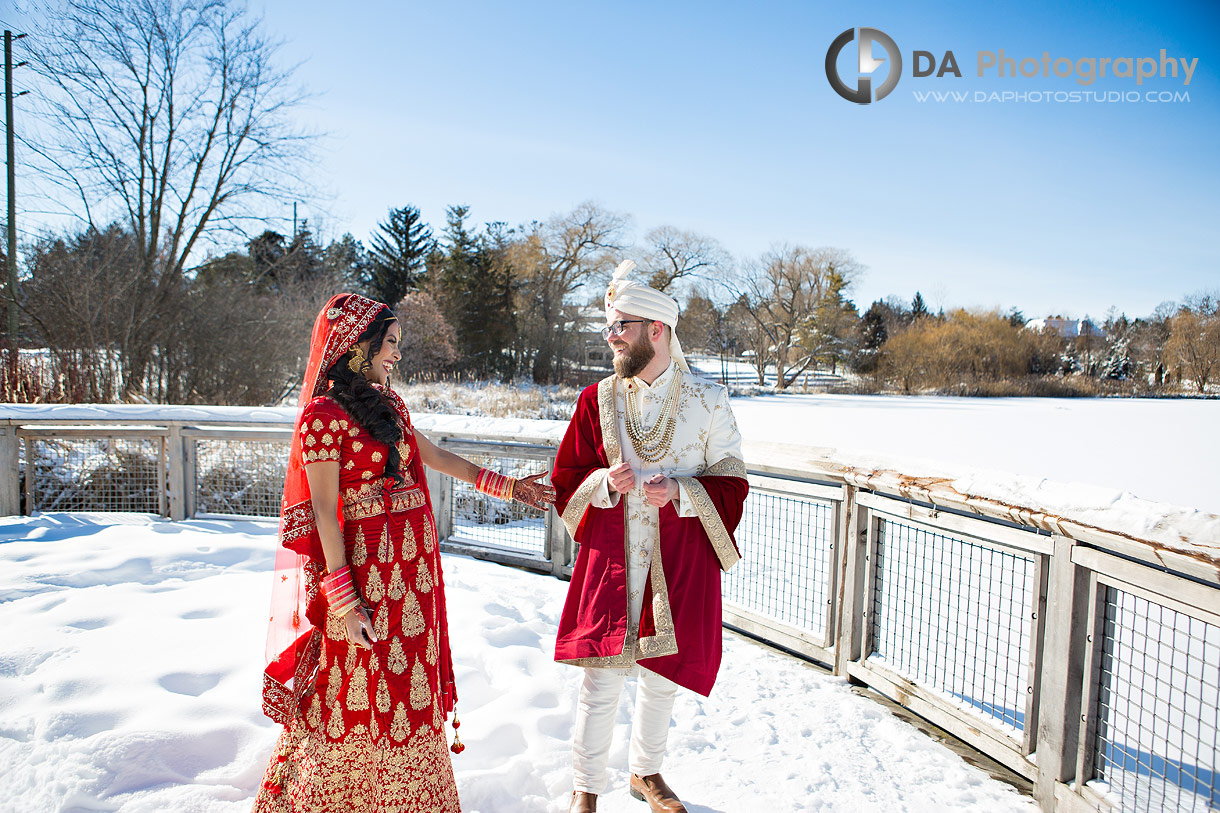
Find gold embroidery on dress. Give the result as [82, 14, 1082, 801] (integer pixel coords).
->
[371, 451, 383, 462]
[251, 719, 461, 813]
[348, 427, 359, 437]
[344, 646, 357, 673]
[322, 432, 334, 446]
[409, 659, 431, 710]
[325, 611, 346, 642]
[426, 629, 438, 665]
[390, 489, 426, 513]
[423, 516, 436, 552]
[341, 479, 388, 520]
[402, 521, 418, 559]
[304, 434, 317, 447]
[387, 563, 406, 600]
[416, 561, 433, 593]
[344, 460, 354, 470]
[312, 418, 323, 431]
[376, 672, 391, 713]
[327, 702, 346, 739]
[373, 600, 390, 640]
[307, 693, 322, 730]
[362, 470, 374, 480]
[350, 527, 367, 567]
[388, 637, 408, 674]
[346, 665, 369, 711]
[325, 662, 343, 708]
[391, 702, 409, 742]
[432, 702, 443, 731]
[352, 440, 363, 453]
[378, 525, 393, 563]
[365, 565, 384, 603]
[401, 591, 426, 637]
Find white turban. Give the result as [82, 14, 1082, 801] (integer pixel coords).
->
[604, 260, 690, 373]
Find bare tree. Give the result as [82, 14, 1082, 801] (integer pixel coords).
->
[509, 202, 628, 383]
[22, 0, 312, 396]
[637, 225, 730, 294]
[734, 245, 862, 389]
[1166, 292, 1220, 393]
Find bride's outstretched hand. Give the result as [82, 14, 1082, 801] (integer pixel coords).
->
[514, 472, 557, 509]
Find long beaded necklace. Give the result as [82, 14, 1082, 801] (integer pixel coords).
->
[623, 368, 682, 463]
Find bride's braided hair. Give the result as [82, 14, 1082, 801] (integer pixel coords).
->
[324, 306, 405, 486]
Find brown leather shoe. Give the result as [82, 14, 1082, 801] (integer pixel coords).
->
[629, 773, 687, 812]
[569, 790, 597, 813]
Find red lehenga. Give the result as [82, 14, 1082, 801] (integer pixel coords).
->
[252, 295, 461, 812]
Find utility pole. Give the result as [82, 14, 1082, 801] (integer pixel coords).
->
[5, 30, 28, 350]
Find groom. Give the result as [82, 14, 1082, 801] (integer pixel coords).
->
[550, 261, 749, 812]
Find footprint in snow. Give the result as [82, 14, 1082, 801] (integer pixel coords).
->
[158, 671, 222, 697]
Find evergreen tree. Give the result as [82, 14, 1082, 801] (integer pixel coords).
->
[911, 291, 929, 321]
[433, 206, 515, 378]
[324, 234, 370, 290]
[860, 302, 889, 350]
[364, 205, 434, 306]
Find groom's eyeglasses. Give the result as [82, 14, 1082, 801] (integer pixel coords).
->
[600, 320, 649, 341]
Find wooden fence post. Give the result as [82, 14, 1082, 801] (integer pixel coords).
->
[427, 456, 452, 542]
[0, 424, 18, 516]
[1033, 534, 1091, 811]
[166, 424, 186, 521]
[834, 485, 869, 678]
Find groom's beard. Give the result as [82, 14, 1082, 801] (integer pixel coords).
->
[613, 331, 655, 379]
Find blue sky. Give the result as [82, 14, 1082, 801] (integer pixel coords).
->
[12, 1, 1220, 319]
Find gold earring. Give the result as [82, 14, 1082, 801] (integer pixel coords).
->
[348, 345, 366, 374]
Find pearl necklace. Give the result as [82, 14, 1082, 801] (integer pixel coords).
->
[623, 368, 682, 463]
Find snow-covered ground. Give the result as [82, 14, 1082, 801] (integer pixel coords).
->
[729, 392, 1220, 515]
[0, 514, 1037, 813]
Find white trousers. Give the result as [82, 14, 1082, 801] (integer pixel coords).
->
[572, 667, 680, 794]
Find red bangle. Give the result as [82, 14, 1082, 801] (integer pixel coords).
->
[321, 566, 360, 617]
[475, 467, 516, 501]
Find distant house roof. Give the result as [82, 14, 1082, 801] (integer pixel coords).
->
[1025, 316, 1100, 338]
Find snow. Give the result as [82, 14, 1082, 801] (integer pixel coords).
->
[726, 393, 1220, 553]
[0, 513, 1037, 813]
[727, 393, 1220, 515]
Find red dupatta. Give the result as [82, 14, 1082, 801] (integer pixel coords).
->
[261, 293, 388, 724]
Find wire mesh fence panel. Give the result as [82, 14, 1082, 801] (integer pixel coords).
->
[1089, 586, 1220, 812]
[448, 453, 548, 557]
[868, 517, 1035, 735]
[722, 489, 835, 639]
[28, 437, 163, 513]
[195, 439, 290, 517]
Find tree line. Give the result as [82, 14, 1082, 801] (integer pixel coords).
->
[7, 201, 1217, 404]
[3, 0, 1215, 404]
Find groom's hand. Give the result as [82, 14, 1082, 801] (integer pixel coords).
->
[607, 462, 635, 494]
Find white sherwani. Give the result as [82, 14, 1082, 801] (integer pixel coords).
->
[587, 361, 745, 634]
